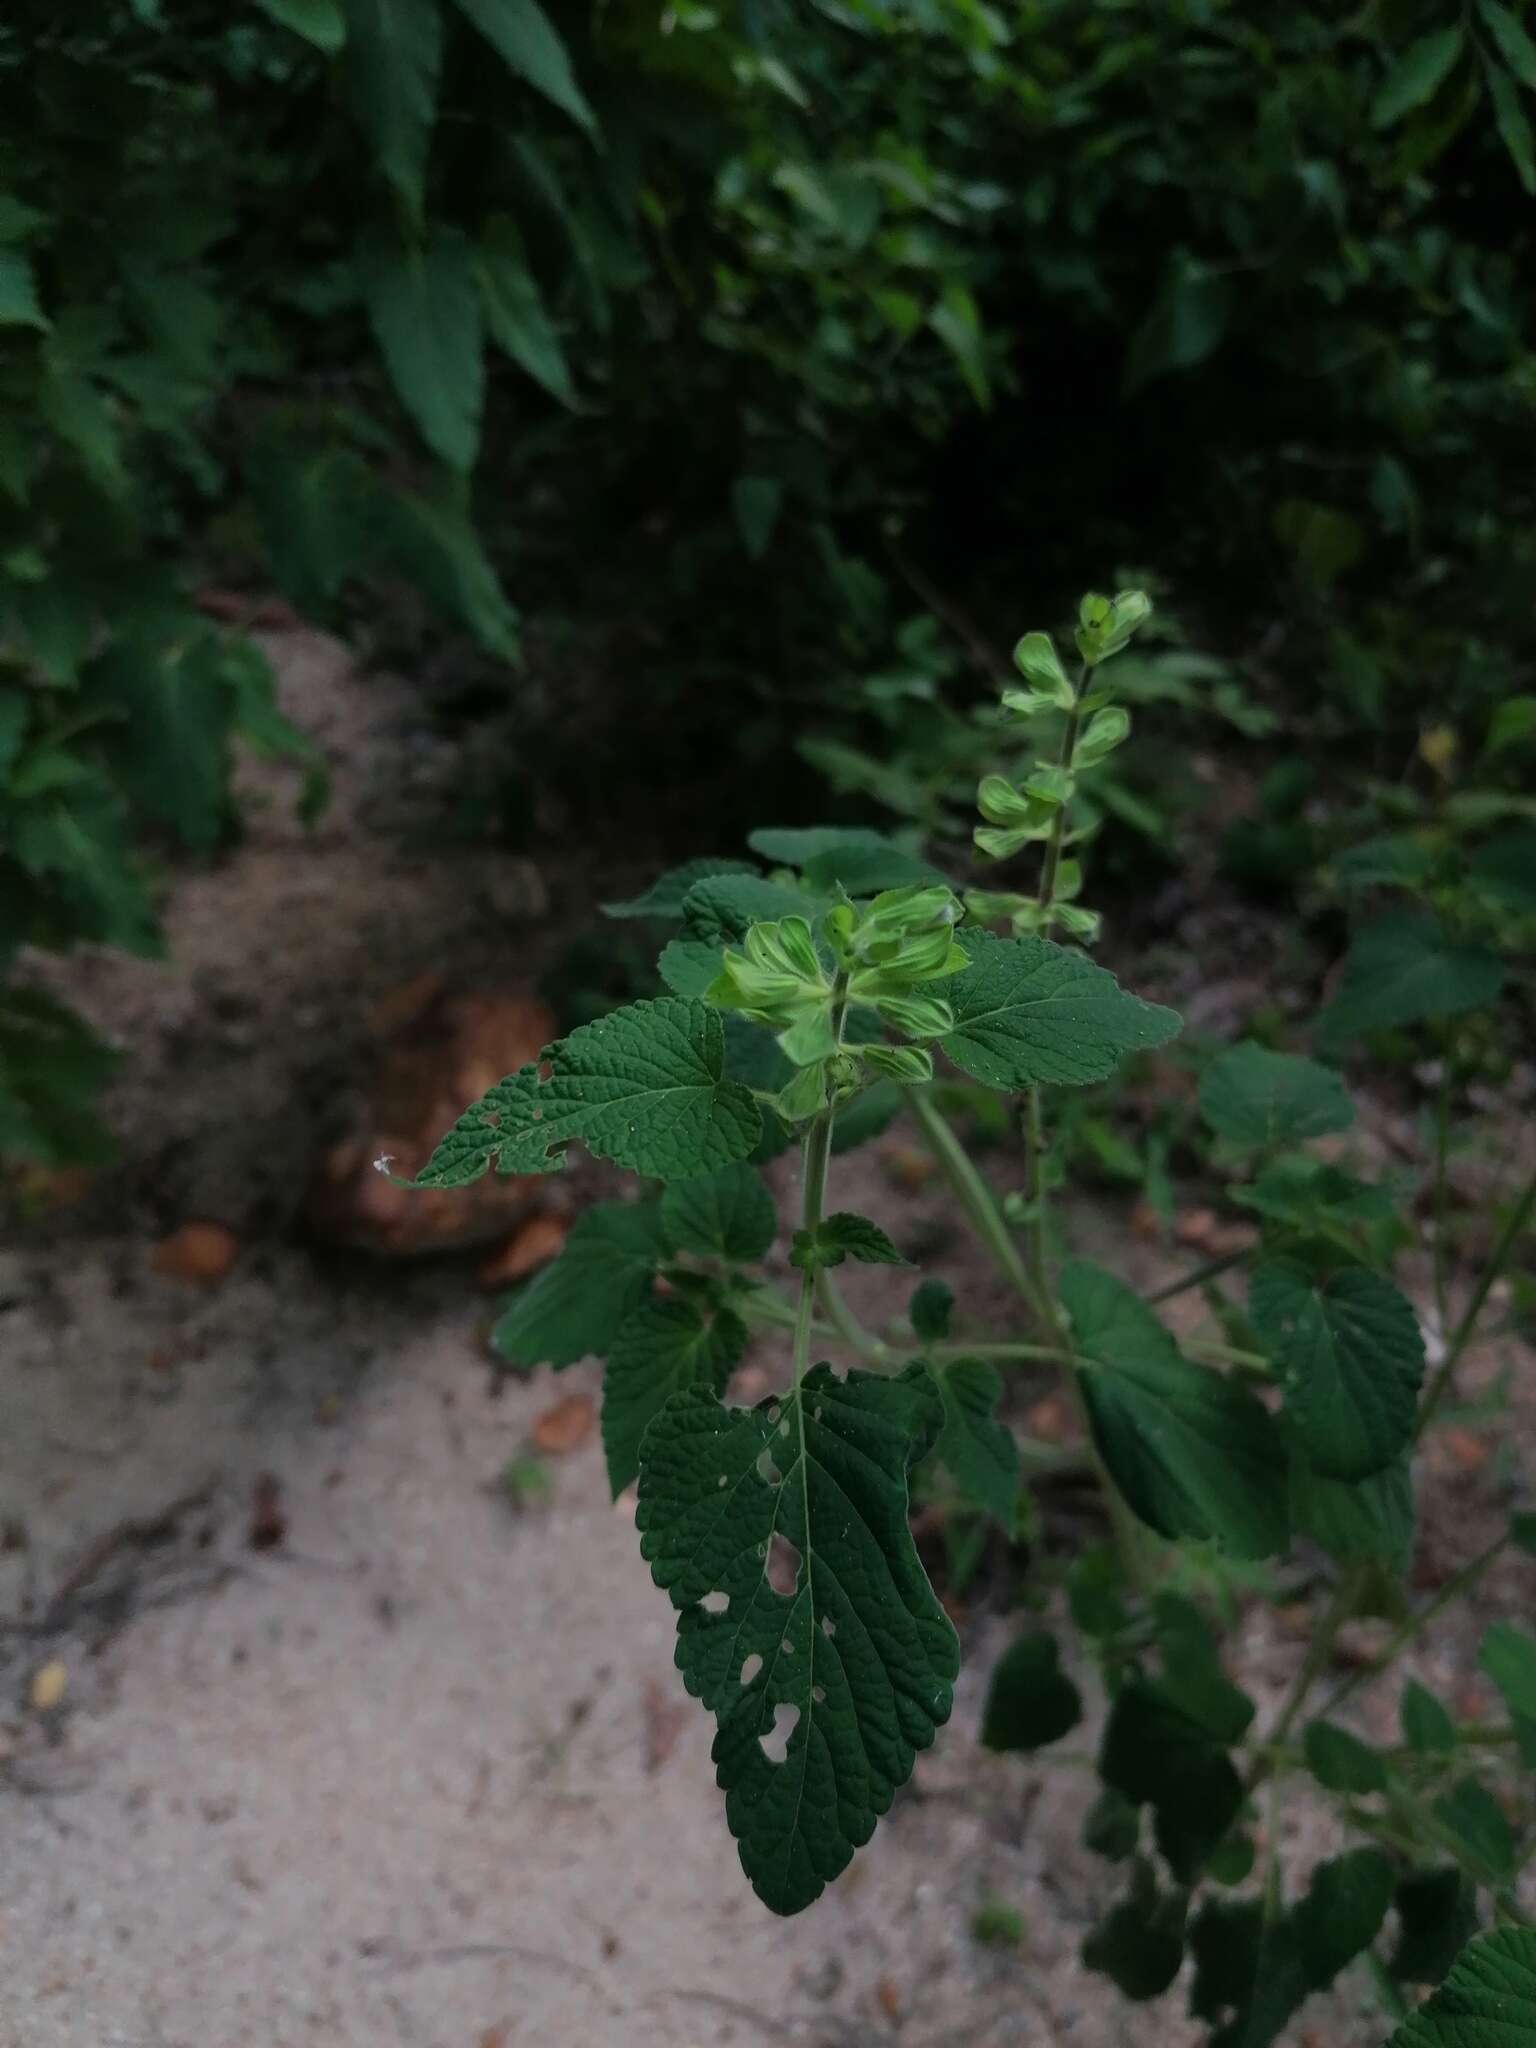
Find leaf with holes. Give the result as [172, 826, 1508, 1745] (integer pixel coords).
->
[1198, 1042, 1354, 1148]
[602, 1297, 747, 1496]
[941, 931, 1180, 1090]
[1391, 1926, 1536, 2046]
[1250, 1261, 1424, 1481]
[492, 1201, 668, 1369]
[926, 1356, 1019, 1524]
[635, 1362, 958, 1915]
[415, 997, 762, 1187]
[662, 1163, 777, 1263]
[1062, 1262, 1288, 1558]
[790, 1212, 909, 1272]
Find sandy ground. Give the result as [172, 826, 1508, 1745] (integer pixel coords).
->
[2, 630, 1531, 2048]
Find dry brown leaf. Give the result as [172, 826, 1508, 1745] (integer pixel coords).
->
[150, 1220, 240, 1285]
[531, 1393, 595, 1456]
[477, 1212, 568, 1289]
[874, 1977, 902, 2024]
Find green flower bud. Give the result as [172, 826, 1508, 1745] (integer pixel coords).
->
[857, 1043, 934, 1083]
[775, 1060, 828, 1123]
[1073, 705, 1131, 767]
[1011, 631, 1074, 707]
[871, 988, 955, 1041]
[1075, 588, 1152, 666]
[777, 1009, 840, 1068]
[974, 820, 1052, 860]
[963, 888, 1033, 925]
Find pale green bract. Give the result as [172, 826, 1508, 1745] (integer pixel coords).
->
[636, 1364, 959, 1915]
[413, 996, 761, 1186]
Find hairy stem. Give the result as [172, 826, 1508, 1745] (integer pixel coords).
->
[1248, 1566, 1362, 1794]
[1321, 1533, 1508, 1719]
[905, 1086, 1050, 1322]
[1143, 1247, 1251, 1305]
[790, 974, 849, 1388]
[1417, 1162, 1536, 1439]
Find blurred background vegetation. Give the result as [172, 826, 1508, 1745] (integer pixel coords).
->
[2, 0, 1534, 1163]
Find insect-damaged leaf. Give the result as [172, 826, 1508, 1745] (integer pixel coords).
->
[635, 1363, 958, 1915]
[415, 996, 762, 1187]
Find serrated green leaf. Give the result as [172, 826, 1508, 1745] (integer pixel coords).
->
[361, 225, 483, 472]
[926, 1356, 1018, 1524]
[941, 931, 1180, 1091]
[980, 1631, 1080, 1751]
[342, 0, 442, 214]
[1373, 27, 1465, 128]
[1199, 1042, 1354, 1148]
[451, 0, 596, 134]
[1250, 1261, 1424, 1481]
[1293, 1847, 1394, 1987]
[1391, 1926, 1536, 2045]
[791, 1211, 908, 1270]
[1390, 1866, 1478, 1985]
[1478, 1623, 1536, 1758]
[909, 1278, 954, 1342]
[1083, 1856, 1186, 1999]
[602, 858, 758, 921]
[1100, 1678, 1244, 1881]
[658, 936, 726, 997]
[491, 1200, 667, 1369]
[1063, 1262, 1288, 1558]
[681, 872, 826, 942]
[1316, 912, 1504, 1048]
[254, 0, 347, 51]
[745, 826, 947, 893]
[477, 214, 577, 407]
[661, 1163, 776, 1262]
[635, 1362, 958, 1915]
[416, 997, 761, 1186]
[1302, 1718, 1388, 1794]
[1402, 1680, 1456, 1754]
[0, 987, 119, 1167]
[603, 1296, 746, 1495]
[85, 628, 236, 853]
[1481, 0, 1536, 87]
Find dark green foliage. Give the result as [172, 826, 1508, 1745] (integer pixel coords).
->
[1099, 1677, 1246, 1883]
[980, 1632, 1081, 1753]
[1390, 1867, 1480, 1986]
[1083, 1857, 1187, 1999]
[1302, 1719, 1390, 1796]
[1391, 1928, 1536, 2048]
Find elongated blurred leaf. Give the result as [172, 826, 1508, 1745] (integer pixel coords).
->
[255, 0, 347, 51]
[343, 0, 441, 214]
[1372, 28, 1464, 128]
[478, 215, 577, 407]
[361, 225, 483, 472]
[451, 0, 595, 133]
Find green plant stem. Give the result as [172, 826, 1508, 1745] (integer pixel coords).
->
[789, 974, 849, 1389]
[1417, 1162, 1536, 1439]
[1248, 1566, 1362, 1792]
[816, 1269, 891, 1362]
[1321, 1533, 1509, 1719]
[905, 1086, 1050, 1323]
[1433, 1061, 1453, 1337]
[1143, 1247, 1251, 1305]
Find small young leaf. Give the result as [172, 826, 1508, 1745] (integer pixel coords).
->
[1390, 1866, 1479, 1985]
[1250, 1261, 1425, 1482]
[636, 1364, 959, 1915]
[1401, 1679, 1455, 1755]
[1083, 1786, 1141, 1861]
[416, 998, 762, 1187]
[1372, 27, 1465, 128]
[658, 937, 727, 997]
[980, 1631, 1081, 1752]
[1315, 912, 1504, 1048]
[926, 1357, 1019, 1524]
[1288, 1447, 1414, 1572]
[602, 858, 759, 921]
[492, 1201, 667, 1369]
[662, 1163, 777, 1263]
[1063, 1262, 1288, 1558]
[1302, 1718, 1388, 1795]
[909, 1277, 954, 1342]
[602, 1297, 747, 1495]
[1199, 1042, 1354, 1148]
[790, 1211, 909, 1271]
[1390, 1926, 1536, 2046]
[1082, 1856, 1187, 1998]
[941, 930, 1181, 1091]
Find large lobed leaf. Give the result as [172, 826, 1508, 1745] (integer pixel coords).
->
[1062, 1262, 1288, 1558]
[415, 997, 762, 1187]
[1250, 1260, 1424, 1481]
[941, 930, 1180, 1090]
[636, 1363, 959, 1915]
